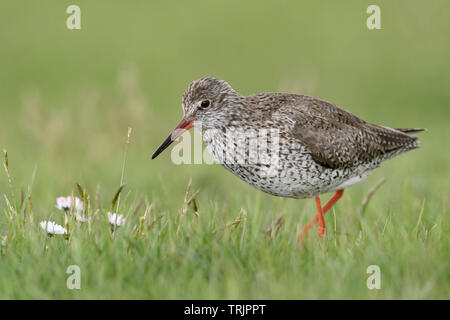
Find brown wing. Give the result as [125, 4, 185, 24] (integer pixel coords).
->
[287, 95, 418, 169]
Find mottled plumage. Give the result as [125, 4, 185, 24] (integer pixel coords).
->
[152, 77, 424, 241]
[169, 77, 422, 198]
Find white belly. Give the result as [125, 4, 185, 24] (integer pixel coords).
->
[332, 170, 373, 190]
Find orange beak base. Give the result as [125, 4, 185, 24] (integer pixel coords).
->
[151, 118, 194, 159]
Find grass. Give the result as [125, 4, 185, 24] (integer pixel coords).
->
[0, 0, 449, 299]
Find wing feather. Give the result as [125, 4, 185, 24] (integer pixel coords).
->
[286, 95, 417, 169]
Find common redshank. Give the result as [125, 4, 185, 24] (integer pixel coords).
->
[152, 77, 423, 243]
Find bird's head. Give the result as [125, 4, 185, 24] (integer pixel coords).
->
[152, 77, 240, 159]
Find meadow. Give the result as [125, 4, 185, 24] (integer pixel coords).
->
[0, 1, 448, 299]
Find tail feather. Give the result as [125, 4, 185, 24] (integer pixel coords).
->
[371, 125, 425, 155]
[395, 128, 426, 134]
[393, 128, 425, 151]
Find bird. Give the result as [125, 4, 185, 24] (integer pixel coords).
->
[152, 77, 424, 244]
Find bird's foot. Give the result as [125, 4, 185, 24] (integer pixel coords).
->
[298, 190, 344, 245]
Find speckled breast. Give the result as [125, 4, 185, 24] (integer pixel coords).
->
[201, 127, 376, 199]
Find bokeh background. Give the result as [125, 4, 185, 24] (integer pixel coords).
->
[0, 1, 448, 299]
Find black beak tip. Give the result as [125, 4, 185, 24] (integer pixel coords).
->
[151, 134, 173, 160]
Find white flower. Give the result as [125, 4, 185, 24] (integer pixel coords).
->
[75, 213, 89, 223]
[55, 197, 71, 210]
[40, 221, 67, 235]
[107, 212, 126, 227]
[56, 196, 83, 212]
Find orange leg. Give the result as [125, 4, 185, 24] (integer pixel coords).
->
[316, 197, 325, 237]
[298, 190, 344, 245]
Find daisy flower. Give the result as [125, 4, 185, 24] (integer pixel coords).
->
[40, 221, 67, 235]
[56, 196, 83, 212]
[107, 212, 126, 227]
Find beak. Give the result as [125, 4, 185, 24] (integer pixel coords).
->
[151, 117, 195, 159]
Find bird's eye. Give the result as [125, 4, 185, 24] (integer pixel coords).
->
[200, 100, 210, 108]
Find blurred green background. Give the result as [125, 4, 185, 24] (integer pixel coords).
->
[0, 1, 448, 299]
